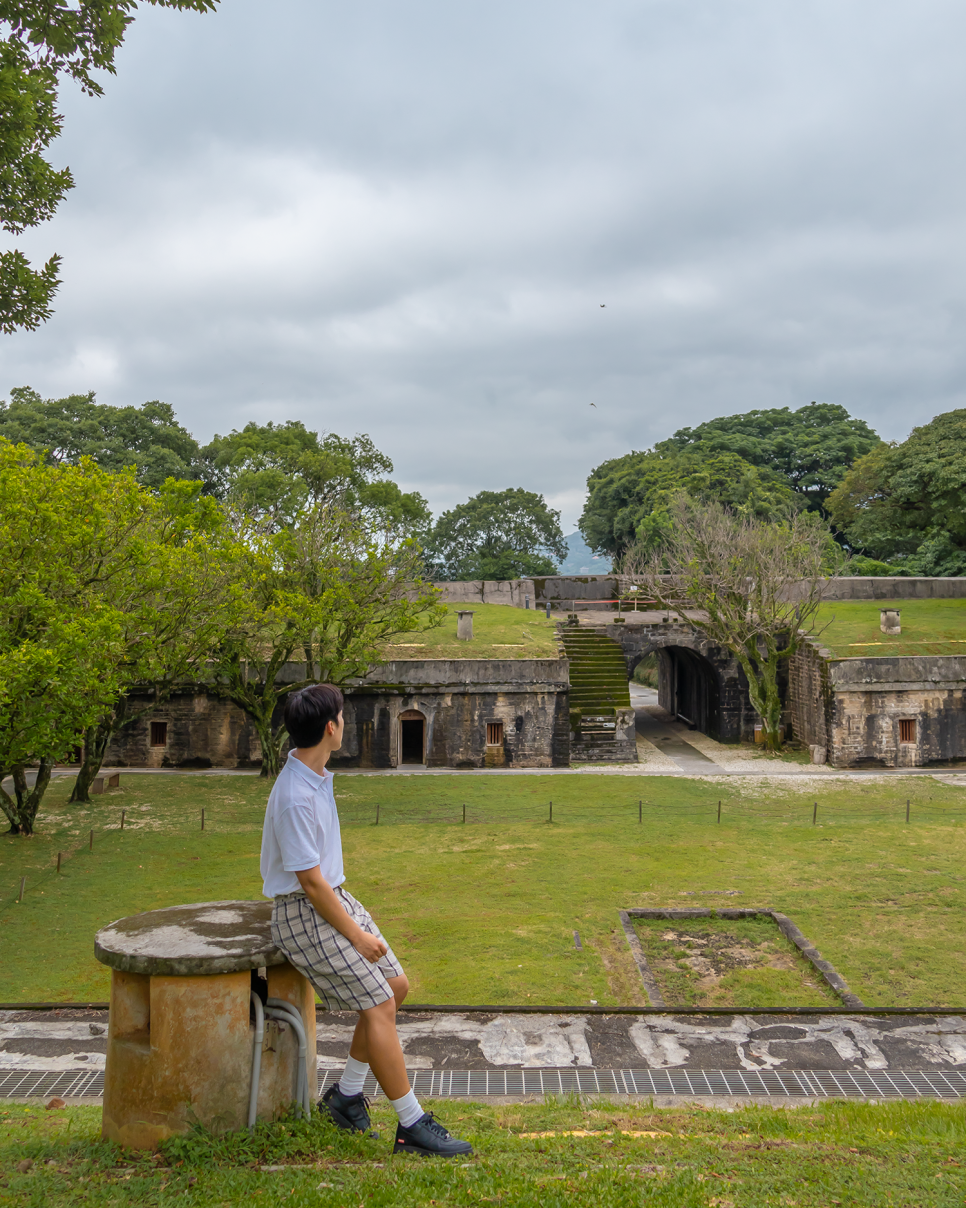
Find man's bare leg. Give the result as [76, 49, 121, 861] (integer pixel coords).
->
[347, 974, 409, 1098]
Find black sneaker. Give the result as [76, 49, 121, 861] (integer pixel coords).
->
[393, 1112, 473, 1157]
[320, 1083, 378, 1137]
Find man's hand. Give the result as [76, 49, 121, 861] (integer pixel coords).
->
[352, 929, 388, 964]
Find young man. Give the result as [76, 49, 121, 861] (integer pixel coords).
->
[261, 683, 472, 1157]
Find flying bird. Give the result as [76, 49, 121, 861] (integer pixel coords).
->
[589, 402, 597, 408]
[600, 304, 606, 308]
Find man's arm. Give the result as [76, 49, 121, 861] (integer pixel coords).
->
[294, 866, 388, 964]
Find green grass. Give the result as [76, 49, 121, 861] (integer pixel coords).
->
[2, 1099, 964, 1206]
[3, 773, 966, 1007]
[379, 602, 560, 660]
[812, 598, 966, 657]
[632, 916, 839, 1008]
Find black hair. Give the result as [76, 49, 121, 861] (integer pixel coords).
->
[284, 684, 344, 749]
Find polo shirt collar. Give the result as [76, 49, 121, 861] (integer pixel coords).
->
[285, 753, 330, 790]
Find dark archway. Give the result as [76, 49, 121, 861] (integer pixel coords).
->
[399, 709, 426, 764]
[656, 646, 721, 734]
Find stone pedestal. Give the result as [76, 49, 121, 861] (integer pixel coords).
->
[95, 901, 316, 1149]
[880, 608, 901, 634]
[456, 610, 475, 640]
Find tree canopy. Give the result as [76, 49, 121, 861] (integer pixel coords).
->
[424, 488, 567, 580]
[827, 409, 966, 575]
[0, 387, 205, 487]
[201, 420, 430, 533]
[655, 402, 881, 513]
[0, 0, 218, 334]
[579, 448, 796, 564]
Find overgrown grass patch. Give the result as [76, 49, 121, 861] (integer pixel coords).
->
[631, 915, 839, 1009]
[379, 602, 559, 659]
[812, 598, 966, 657]
[1, 773, 965, 1006]
[1, 1099, 964, 1206]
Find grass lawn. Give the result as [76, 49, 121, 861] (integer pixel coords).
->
[379, 602, 559, 660]
[1, 1099, 964, 1207]
[2, 773, 966, 1007]
[811, 598, 966, 657]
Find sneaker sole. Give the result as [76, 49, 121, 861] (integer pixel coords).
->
[392, 1142, 473, 1157]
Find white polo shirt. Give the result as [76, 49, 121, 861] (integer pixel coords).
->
[260, 754, 345, 898]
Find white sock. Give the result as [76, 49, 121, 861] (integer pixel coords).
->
[390, 1089, 424, 1128]
[338, 1056, 370, 1097]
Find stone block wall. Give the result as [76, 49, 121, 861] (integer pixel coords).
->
[788, 640, 831, 753]
[105, 689, 264, 769]
[333, 658, 571, 769]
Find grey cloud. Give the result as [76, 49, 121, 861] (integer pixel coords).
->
[2, 0, 965, 526]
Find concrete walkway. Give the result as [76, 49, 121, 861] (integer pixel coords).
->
[2, 1007, 964, 1103]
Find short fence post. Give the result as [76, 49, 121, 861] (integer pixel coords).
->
[906, 799, 910, 824]
[17, 877, 25, 903]
[638, 799, 642, 824]
[376, 803, 380, 826]
[120, 809, 125, 831]
[813, 802, 818, 826]
[89, 829, 94, 852]
[56, 852, 62, 874]
[462, 803, 466, 824]
[201, 808, 205, 831]
[549, 800, 553, 824]
[717, 800, 721, 824]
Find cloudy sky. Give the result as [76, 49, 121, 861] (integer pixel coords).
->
[3, 0, 966, 527]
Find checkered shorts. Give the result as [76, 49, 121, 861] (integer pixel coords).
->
[271, 886, 404, 1012]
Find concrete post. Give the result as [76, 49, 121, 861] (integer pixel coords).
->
[880, 608, 901, 634]
[456, 610, 475, 640]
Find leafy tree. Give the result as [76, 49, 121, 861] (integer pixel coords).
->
[424, 488, 567, 581]
[68, 480, 249, 802]
[579, 449, 796, 564]
[626, 496, 840, 752]
[0, 0, 218, 333]
[201, 420, 430, 533]
[213, 506, 444, 777]
[656, 402, 882, 514]
[827, 409, 966, 575]
[0, 440, 150, 834]
[0, 387, 205, 487]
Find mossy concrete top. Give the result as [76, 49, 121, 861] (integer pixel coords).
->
[94, 900, 286, 976]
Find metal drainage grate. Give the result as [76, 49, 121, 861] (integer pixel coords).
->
[319, 1067, 966, 1100]
[0, 1068, 105, 1098]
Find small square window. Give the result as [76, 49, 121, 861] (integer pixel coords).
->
[899, 719, 917, 744]
[486, 722, 504, 746]
[150, 721, 168, 748]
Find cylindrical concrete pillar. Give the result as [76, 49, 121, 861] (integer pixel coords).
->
[456, 610, 475, 640]
[880, 608, 901, 634]
[95, 900, 315, 1149]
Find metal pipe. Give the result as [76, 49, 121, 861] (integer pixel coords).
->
[266, 998, 312, 1118]
[248, 991, 264, 1130]
[264, 1005, 307, 1117]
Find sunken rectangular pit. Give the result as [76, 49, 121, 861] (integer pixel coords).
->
[619, 908, 864, 1010]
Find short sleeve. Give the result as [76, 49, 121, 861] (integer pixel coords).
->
[274, 799, 323, 873]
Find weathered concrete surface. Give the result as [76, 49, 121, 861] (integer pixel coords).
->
[95, 903, 315, 1148]
[7, 1008, 965, 1077]
[432, 580, 536, 606]
[334, 659, 571, 769]
[95, 901, 285, 976]
[786, 577, 966, 602]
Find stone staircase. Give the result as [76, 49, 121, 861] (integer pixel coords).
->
[559, 624, 637, 763]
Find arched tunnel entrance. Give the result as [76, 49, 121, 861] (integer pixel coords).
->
[657, 646, 721, 735]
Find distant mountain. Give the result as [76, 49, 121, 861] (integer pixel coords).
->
[555, 532, 612, 576]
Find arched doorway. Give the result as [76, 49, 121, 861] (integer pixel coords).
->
[398, 709, 426, 765]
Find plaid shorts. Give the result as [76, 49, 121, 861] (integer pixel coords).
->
[271, 886, 404, 1012]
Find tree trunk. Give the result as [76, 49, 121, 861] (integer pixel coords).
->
[70, 721, 115, 804]
[2, 758, 55, 835]
[736, 644, 785, 752]
[253, 716, 285, 778]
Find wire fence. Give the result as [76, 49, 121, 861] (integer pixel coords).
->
[8, 796, 965, 907]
